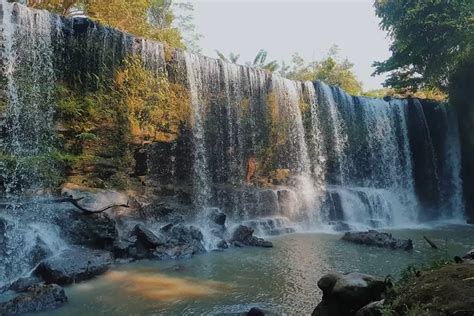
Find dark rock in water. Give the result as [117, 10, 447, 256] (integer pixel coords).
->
[312, 272, 387, 316]
[131, 224, 163, 248]
[152, 224, 206, 260]
[119, 223, 206, 260]
[9, 276, 43, 293]
[342, 230, 413, 251]
[355, 300, 385, 316]
[247, 307, 266, 316]
[0, 283, 67, 315]
[58, 211, 118, 250]
[125, 224, 164, 259]
[231, 225, 273, 248]
[34, 247, 113, 285]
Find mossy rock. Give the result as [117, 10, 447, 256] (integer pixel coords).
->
[391, 263, 474, 315]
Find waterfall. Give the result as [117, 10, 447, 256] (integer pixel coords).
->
[183, 52, 215, 210]
[0, 2, 467, 261]
[0, 1, 59, 196]
[0, 0, 67, 286]
[437, 103, 465, 219]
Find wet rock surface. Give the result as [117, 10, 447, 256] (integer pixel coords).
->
[8, 276, 43, 293]
[153, 224, 206, 260]
[116, 223, 207, 260]
[312, 272, 387, 316]
[57, 211, 118, 250]
[34, 247, 113, 285]
[342, 230, 413, 250]
[231, 225, 273, 248]
[0, 283, 67, 315]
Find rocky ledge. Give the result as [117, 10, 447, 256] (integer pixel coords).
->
[341, 230, 413, 251]
[0, 283, 67, 315]
[34, 247, 113, 285]
[231, 225, 273, 248]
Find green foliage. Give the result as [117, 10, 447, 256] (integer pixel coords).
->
[55, 54, 190, 188]
[247, 49, 280, 72]
[114, 56, 190, 142]
[381, 259, 454, 316]
[216, 49, 280, 72]
[285, 46, 363, 95]
[215, 50, 240, 64]
[24, 0, 193, 50]
[373, 0, 474, 92]
[362, 87, 447, 101]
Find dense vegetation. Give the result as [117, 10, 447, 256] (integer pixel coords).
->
[19, 0, 199, 50]
[373, 0, 474, 93]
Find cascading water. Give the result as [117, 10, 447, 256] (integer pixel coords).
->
[182, 52, 214, 210]
[0, 2, 468, 278]
[439, 104, 465, 219]
[169, 47, 465, 230]
[0, 1, 67, 285]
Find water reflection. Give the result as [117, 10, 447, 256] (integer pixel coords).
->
[33, 226, 474, 315]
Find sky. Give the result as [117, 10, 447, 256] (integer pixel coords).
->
[186, 0, 392, 91]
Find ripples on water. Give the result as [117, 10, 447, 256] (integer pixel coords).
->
[33, 225, 474, 315]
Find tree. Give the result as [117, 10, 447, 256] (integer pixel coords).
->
[22, 0, 189, 49]
[215, 50, 240, 64]
[285, 46, 363, 95]
[215, 49, 280, 72]
[247, 49, 280, 72]
[373, 0, 474, 92]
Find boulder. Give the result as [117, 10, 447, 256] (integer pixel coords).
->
[116, 223, 207, 260]
[131, 224, 163, 249]
[231, 225, 273, 248]
[342, 230, 413, 251]
[0, 284, 67, 315]
[355, 300, 385, 316]
[312, 272, 387, 316]
[9, 276, 43, 293]
[152, 224, 206, 260]
[58, 211, 118, 249]
[34, 247, 113, 285]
